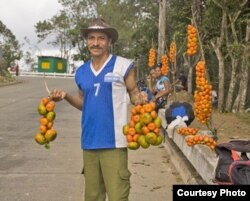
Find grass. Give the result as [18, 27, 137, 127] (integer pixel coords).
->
[236, 113, 250, 124]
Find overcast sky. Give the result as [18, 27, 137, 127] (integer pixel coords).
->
[0, 0, 62, 55]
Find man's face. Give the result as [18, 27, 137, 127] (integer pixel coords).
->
[86, 31, 112, 57]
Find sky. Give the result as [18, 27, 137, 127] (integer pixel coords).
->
[0, 0, 62, 56]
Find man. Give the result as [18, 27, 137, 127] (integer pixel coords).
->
[51, 17, 147, 201]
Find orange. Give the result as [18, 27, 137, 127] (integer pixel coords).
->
[131, 108, 137, 115]
[193, 135, 199, 143]
[128, 127, 136, 136]
[129, 120, 135, 128]
[40, 117, 49, 126]
[48, 100, 55, 107]
[203, 136, 209, 143]
[139, 108, 145, 114]
[208, 137, 214, 143]
[150, 110, 158, 119]
[46, 101, 55, 112]
[44, 128, 57, 142]
[147, 122, 156, 131]
[41, 97, 49, 106]
[47, 121, 53, 129]
[135, 104, 142, 113]
[142, 126, 150, 135]
[132, 115, 140, 123]
[153, 127, 160, 135]
[144, 104, 152, 113]
[127, 141, 140, 150]
[149, 102, 156, 110]
[34, 132, 46, 145]
[133, 134, 140, 142]
[46, 103, 55, 112]
[126, 135, 133, 142]
[39, 125, 47, 135]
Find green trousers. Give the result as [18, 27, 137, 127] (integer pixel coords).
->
[83, 148, 131, 201]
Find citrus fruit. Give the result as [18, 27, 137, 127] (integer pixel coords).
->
[34, 132, 47, 145]
[44, 129, 57, 142]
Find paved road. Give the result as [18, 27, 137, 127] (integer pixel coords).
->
[0, 77, 183, 201]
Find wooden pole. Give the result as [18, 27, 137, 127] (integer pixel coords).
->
[157, 0, 166, 63]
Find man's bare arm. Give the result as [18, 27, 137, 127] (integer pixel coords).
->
[125, 67, 147, 105]
[51, 89, 83, 111]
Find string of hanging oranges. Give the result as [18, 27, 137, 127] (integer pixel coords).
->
[194, 61, 213, 124]
[169, 41, 176, 63]
[187, 24, 198, 56]
[161, 54, 169, 75]
[148, 47, 156, 68]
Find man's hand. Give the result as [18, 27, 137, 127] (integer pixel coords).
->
[134, 91, 148, 105]
[50, 89, 67, 102]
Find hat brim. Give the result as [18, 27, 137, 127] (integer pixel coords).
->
[81, 28, 118, 43]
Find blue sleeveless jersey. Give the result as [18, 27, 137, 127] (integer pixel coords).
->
[75, 55, 133, 150]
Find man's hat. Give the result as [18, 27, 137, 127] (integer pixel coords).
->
[81, 18, 118, 43]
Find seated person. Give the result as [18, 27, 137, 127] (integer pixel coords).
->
[147, 63, 171, 112]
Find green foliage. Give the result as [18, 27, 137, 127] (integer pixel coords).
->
[0, 20, 22, 67]
[201, 1, 221, 40]
[32, 0, 249, 101]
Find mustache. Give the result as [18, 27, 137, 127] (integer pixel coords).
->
[89, 45, 102, 49]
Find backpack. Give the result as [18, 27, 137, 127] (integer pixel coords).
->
[214, 140, 250, 185]
[165, 101, 194, 126]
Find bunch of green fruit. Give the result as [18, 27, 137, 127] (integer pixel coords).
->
[34, 97, 57, 149]
[123, 102, 163, 150]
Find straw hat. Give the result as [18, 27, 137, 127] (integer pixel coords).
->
[81, 18, 118, 43]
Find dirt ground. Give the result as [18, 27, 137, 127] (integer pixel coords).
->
[190, 110, 250, 143]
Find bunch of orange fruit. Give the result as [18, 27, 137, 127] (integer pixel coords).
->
[169, 41, 176, 63]
[34, 97, 57, 149]
[186, 24, 198, 56]
[148, 47, 156, 68]
[177, 127, 198, 136]
[194, 61, 213, 124]
[161, 54, 169, 75]
[123, 102, 163, 150]
[185, 134, 217, 150]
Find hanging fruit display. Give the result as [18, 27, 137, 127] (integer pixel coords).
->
[148, 47, 156, 68]
[35, 97, 57, 149]
[187, 24, 198, 56]
[169, 41, 176, 63]
[161, 54, 168, 75]
[185, 134, 217, 150]
[178, 127, 199, 136]
[193, 61, 212, 124]
[123, 102, 163, 150]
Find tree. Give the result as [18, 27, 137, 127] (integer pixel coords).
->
[0, 20, 22, 68]
[236, 18, 250, 113]
[211, 0, 249, 112]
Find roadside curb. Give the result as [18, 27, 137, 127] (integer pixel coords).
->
[162, 132, 206, 184]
